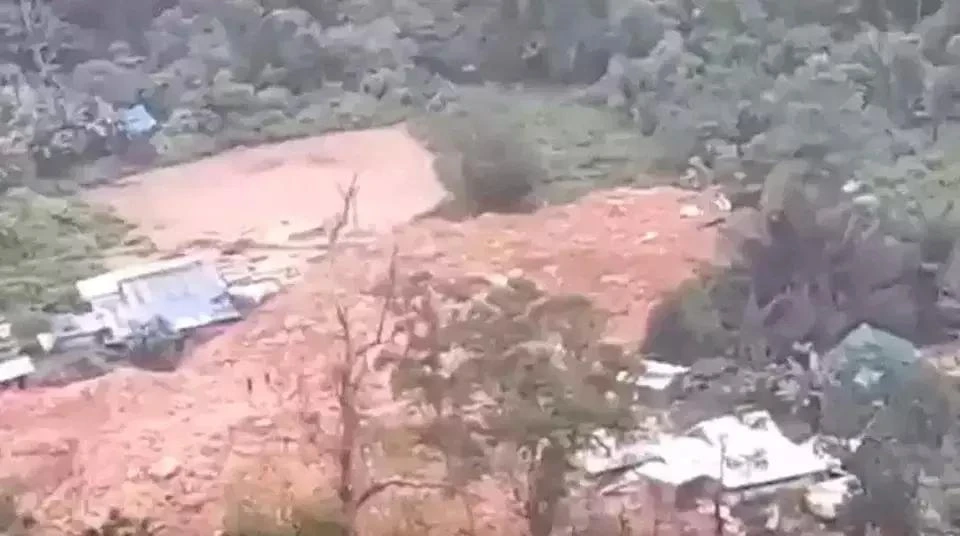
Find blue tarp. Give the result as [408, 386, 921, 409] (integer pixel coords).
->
[120, 104, 157, 135]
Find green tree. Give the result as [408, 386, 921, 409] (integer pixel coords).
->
[838, 361, 960, 535]
[382, 272, 644, 536]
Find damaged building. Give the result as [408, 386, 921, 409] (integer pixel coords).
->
[74, 255, 241, 344]
[579, 409, 843, 509]
[35, 256, 242, 373]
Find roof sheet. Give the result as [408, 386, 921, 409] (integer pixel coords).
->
[76, 256, 208, 300]
[0, 356, 35, 382]
[76, 256, 241, 338]
[581, 410, 839, 492]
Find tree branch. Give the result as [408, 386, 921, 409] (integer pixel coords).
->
[354, 478, 470, 511]
[353, 243, 400, 371]
[328, 173, 359, 250]
[370, 244, 399, 346]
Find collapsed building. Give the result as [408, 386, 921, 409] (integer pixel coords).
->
[30, 256, 244, 380]
[575, 321, 952, 531]
[73, 255, 241, 345]
[579, 360, 846, 513]
[580, 409, 843, 507]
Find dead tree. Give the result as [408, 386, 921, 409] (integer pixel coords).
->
[307, 174, 469, 535]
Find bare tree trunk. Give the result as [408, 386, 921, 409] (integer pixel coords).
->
[335, 306, 361, 534]
[440, 453, 478, 535]
[714, 438, 727, 536]
[325, 181, 461, 534]
[527, 442, 566, 536]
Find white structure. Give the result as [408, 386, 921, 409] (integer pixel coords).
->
[0, 317, 32, 385]
[580, 411, 840, 501]
[0, 355, 35, 384]
[632, 359, 689, 406]
[75, 256, 240, 343]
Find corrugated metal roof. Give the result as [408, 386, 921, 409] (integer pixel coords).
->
[50, 312, 107, 337]
[76, 256, 209, 300]
[76, 256, 241, 340]
[581, 411, 839, 493]
[0, 356, 35, 382]
[123, 296, 240, 333]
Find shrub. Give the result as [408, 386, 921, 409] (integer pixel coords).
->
[414, 110, 544, 218]
[455, 116, 541, 215]
[221, 503, 348, 536]
[0, 479, 35, 536]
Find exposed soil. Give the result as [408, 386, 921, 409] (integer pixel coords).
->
[81, 124, 450, 295]
[3, 137, 727, 536]
[83, 124, 447, 254]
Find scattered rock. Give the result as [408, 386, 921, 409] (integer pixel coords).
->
[148, 457, 182, 481]
[282, 315, 312, 331]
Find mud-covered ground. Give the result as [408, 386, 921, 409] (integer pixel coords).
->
[5, 0, 960, 533]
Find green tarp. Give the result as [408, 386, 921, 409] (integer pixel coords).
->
[825, 323, 919, 402]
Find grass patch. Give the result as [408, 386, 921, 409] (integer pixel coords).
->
[408, 86, 670, 206]
[0, 188, 136, 314]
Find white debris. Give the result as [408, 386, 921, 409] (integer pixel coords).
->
[842, 179, 864, 194]
[36, 332, 56, 353]
[804, 475, 857, 521]
[579, 411, 841, 496]
[852, 194, 880, 210]
[712, 193, 733, 212]
[0, 356, 35, 383]
[679, 204, 703, 218]
[228, 280, 283, 307]
[632, 359, 689, 406]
